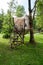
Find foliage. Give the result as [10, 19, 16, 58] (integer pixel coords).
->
[36, 0, 43, 28]
[2, 0, 17, 38]
[33, 19, 37, 29]
[3, 33, 10, 38]
[15, 5, 25, 17]
[0, 19, 3, 32]
[8, 0, 17, 15]
[2, 10, 13, 38]
[0, 9, 4, 32]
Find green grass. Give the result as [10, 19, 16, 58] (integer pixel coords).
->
[0, 33, 43, 65]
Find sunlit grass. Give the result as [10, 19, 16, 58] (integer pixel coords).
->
[0, 33, 43, 65]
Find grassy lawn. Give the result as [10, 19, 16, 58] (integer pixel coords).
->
[0, 33, 43, 65]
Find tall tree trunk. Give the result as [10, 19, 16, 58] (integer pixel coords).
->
[28, 0, 35, 43]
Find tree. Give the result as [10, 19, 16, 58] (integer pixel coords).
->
[2, 10, 11, 38]
[0, 9, 4, 32]
[8, 0, 17, 15]
[8, 0, 17, 31]
[28, 0, 38, 43]
[15, 5, 25, 17]
[3, 10, 14, 38]
[2, 0, 17, 38]
[36, 0, 43, 29]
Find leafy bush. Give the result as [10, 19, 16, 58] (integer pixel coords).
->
[3, 33, 10, 39]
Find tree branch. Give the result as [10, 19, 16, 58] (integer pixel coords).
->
[32, 0, 38, 12]
[32, 0, 38, 20]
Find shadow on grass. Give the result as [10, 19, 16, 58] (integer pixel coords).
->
[0, 41, 43, 65]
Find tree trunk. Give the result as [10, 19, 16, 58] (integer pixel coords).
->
[28, 0, 35, 43]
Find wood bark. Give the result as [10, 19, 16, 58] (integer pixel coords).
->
[28, 0, 35, 43]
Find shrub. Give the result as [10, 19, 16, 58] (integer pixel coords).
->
[3, 33, 10, 39]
